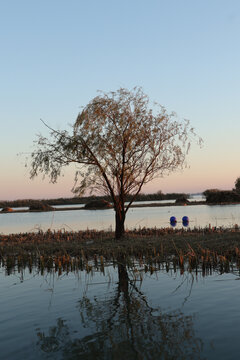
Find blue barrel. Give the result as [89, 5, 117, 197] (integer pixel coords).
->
[182, 216, 189, 227]
[170, 216, 177, 227]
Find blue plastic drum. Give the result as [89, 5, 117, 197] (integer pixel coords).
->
[170, 216, 177, 227]
[182, 216, 189, 227]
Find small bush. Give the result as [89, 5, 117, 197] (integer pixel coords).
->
[175, 196, 190, 205]
[84, 200, 111, 209]
[29, 202, 54, 211]
[1, 207, 13, 212]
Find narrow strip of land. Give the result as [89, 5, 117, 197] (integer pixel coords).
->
[0, 201, 219, 214]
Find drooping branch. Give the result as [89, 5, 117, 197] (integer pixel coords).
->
[29, 87, 202, 239]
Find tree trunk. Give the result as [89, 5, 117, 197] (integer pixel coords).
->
[117, 262, 129, 294]
[115, 206, 125, 239]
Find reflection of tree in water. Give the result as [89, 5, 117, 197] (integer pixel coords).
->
[37, 263, 204, 359]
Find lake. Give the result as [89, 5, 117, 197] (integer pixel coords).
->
[2, 194, 240, 359]
[1, 262, 240, 359]
[1, 200, 240, 235]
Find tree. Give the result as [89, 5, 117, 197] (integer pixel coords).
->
[234, 177, 240, 194]
[30, 87, 201, 239]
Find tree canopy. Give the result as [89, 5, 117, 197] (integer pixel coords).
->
[30, 87, 202, 238]
[234, 177, 240, 194]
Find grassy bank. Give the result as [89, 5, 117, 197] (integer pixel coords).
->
[1, 227, 240, 275]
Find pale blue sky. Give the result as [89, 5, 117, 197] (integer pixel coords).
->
[1, 0, 240, 200]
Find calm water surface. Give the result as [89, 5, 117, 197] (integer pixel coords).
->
[1, 265, 240, 359]
[1, 202, 240, 234]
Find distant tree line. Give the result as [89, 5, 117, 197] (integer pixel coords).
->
[203, 178, 240, 203]
[0, 192, 189, 209]
[203, 189, 240, 203]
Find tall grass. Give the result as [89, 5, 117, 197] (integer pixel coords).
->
[1, 227, 240, 275]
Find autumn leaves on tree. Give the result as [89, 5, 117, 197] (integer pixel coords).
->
[30, 87, 201, 238]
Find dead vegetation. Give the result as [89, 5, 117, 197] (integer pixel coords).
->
[1, 227, 240, 275]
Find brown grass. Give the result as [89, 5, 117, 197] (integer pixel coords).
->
[1, 227, 240, 274]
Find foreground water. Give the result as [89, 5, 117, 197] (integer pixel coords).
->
[1, 263, 240, 359]
[1, 201, 240, 234]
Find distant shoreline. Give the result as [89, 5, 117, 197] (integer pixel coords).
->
[2, 200, 240, 214]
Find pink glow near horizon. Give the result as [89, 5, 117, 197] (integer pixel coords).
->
[1, 168, 237, 201]
[1, 141, 239, 201]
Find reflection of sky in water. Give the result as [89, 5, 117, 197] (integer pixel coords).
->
[53, 204, 85, 208]
[1, 202, 240, 234]
[0, 265, 239, 359]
